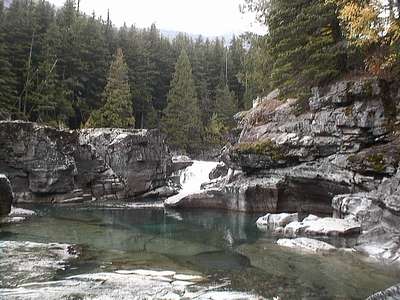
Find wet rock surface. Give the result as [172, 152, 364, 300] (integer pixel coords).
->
[0, 121, 172, 203]
[0, 241, 78, 288]
[0, 174, 12, 217]
[277, 237, 336, 253]
[0, 271, 265, 300]
[0, 207, 36, 224]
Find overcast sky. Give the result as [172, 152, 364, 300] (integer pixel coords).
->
[47, 0, 265, 36]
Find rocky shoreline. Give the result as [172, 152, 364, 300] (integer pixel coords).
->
[166, 78, 400, 268]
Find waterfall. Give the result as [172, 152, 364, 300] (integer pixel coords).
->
[166, 161, 218, 205]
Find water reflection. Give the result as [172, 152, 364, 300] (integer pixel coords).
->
[1, 205, 400, 299]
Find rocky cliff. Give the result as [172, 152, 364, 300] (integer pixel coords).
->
[0, 121, 172, 203]
[166, 78, 400, 264]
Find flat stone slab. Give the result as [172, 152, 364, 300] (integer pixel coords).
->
[277, 238, 336, 253]
[302, 217, 361, 236]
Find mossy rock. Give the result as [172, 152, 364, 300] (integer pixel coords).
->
[234, 140, 285, 161]
[366, 153, 386, 173]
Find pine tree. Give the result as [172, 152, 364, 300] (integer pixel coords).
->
[161, 49, 202, 152]
[228, 36, 246, 109]
[215, 81, 237, 128]
[267, 0, 343, 97]
[86, 48, 134, 128]
[0, 0, 17, 118]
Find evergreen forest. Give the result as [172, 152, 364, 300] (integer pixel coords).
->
[0, 0, 399, 153]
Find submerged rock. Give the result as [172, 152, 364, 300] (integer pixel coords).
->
[277, 237, 336, 253]
[0, 174, 12, 217]
[0, 241, 78, 288]
[1, 207, 36, 224]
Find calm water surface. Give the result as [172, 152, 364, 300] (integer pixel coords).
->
[1, 205, 400, 299]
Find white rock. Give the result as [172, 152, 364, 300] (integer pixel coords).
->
[303, 214, 319, 222]
[256, 213, 298, 229]
[277, 238, 336, 253]
[303, 217, 361, 236]
[173, 274, 203, 282]
[171, 280, 195, 286]
[123, 269, 176, 278]
[284, 221, 304, 237]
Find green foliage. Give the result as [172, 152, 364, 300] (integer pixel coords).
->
[241, 0, 346, 98]
[215, 82, 237, 128]
[366, 153, 386, 173]
[161, 50, 202, 152]
[0, 0, 248, 152]
[86, 48, 134, 128]
[204, 113, 229, 147]
[235, 140, 284, 161]
[0, 0, 17, 117]
[267, 0, 343, 97]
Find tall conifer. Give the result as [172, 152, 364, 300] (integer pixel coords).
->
[86, 48, 134, 128]
[162, 49, 201, 152]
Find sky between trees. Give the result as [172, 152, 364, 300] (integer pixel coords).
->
[45, 0, 265, 36]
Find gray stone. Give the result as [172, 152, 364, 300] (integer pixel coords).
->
[0, 241, 78, 287]
[0, 121, 172, 203]
[258, 214, 361, 238]
[0, 269, 264, 300]
[366, 284, 400, 300]
[1, 207, 36, 224]
[256, 213, 298, 229]
[170, 155, 193, 174]
[0, 174, 12, 217]
[277, 237, 336, 253]
[209, 163, 229, 180]
[332, 171, 400, 264]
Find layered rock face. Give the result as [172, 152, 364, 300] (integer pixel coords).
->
[0, 174, 13, 216]
[168, 78, 400, 264]
[172, 78, 400, 214]
[0, 121, 171, 203]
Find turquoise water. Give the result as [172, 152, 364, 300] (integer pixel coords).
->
[1, 205, 400, 299]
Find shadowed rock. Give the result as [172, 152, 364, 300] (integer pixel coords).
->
[0, 174, 12, 217]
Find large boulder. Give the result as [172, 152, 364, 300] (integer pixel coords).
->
[79, 128, 171, 198]
[257, 213, 361, 238]
[0, 121, 172, 203]
[333, 169, 400, 264]
[0, 174, 12, 216]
